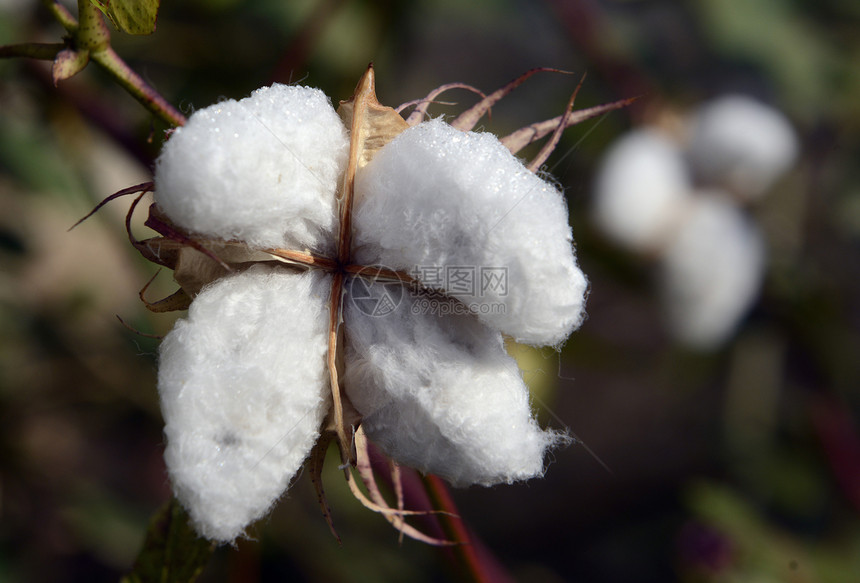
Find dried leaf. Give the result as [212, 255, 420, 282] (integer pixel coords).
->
[52, 48, 90, 85]
[92, 0, 160, 35]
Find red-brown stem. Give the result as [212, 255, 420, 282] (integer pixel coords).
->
[422, 475, 493, 583]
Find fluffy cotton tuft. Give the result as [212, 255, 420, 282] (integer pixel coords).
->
[352, 119, 587, 346]
[659, 192, 765, 348]
[593, 129, 692, 251]
[686, 95, 798, 200]
[154, 85, 348, 253]
[158, 265, 332, 542]
[343, 282, 568, 487]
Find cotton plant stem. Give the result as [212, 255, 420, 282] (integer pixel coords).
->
[0, 43, 64, 59]
[43, 0, 77, 30]
[77, 0, 187, 127]
[421, 475, 495, 583]
[89, 47, 187, 127]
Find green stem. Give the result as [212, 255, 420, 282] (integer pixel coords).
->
[42, 0, 78, 31]
[90, 47, 187, 127]
[76, 0, 110, 52]
[31, 0, 187, 127]
[0, 43, 64, 60]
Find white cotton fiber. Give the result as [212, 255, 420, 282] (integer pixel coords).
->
[686, 95, 798, 200]
[593, 128, 692, 251]
[154, 85, 348, 254]
[352, 119, 586, 346]
[343, 282, 569, 487]
[158, 265, 332, 542]
[659, 191, 765, 349]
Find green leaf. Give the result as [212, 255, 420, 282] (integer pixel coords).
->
[91, 0, 161, 35]
[121, 498, 214, 583]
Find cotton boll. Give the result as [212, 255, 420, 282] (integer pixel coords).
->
[686, 95, 798, 200]
[343, 282, 569, 487]
[659, 191, 765, 349]
[158, 265, 332, 542]
[352, 119, 586, 346]
[593, 128, 692, 251]
[154, 85, 348, 254]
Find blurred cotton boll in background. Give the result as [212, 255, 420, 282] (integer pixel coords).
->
[593, 95, 798, 349]
[686, 95, 799, 202]
[592, 128, 692, 253]
[659, 191, 766, 349]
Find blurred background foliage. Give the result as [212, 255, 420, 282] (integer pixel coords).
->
[1, 0, 859, 581]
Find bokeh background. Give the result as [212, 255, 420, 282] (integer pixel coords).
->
[2, 0, 860, 581]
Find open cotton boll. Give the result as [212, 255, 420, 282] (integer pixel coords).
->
[154, 85, 348, 254]
[686, 95, 798, 201]
[158, 265, 332, 542]
[352, 118, 586, 346]
[593, 128, 692, 251]
[659, 191, 765, 349]
[343, 282, 568, 487]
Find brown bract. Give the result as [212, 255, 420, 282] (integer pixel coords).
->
[78, 64, 634, 544]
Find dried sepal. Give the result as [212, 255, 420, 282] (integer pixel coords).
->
[337, 65, 410, 173]
[526, 74, 585, 172]
[69, 181, 154, 232]
[346, 428, 455, 546]
[135, 237, 184, 270]
[308, 434, 340, 544]
[450, 67, 569, 131]
[142, 205, 231, 271]
[399, 82, 487, 126]
[501, 96, 638, 156]
[138, 271, 191, 313]
[171, 243, 285, 298]
[327, 64, 410, 464]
